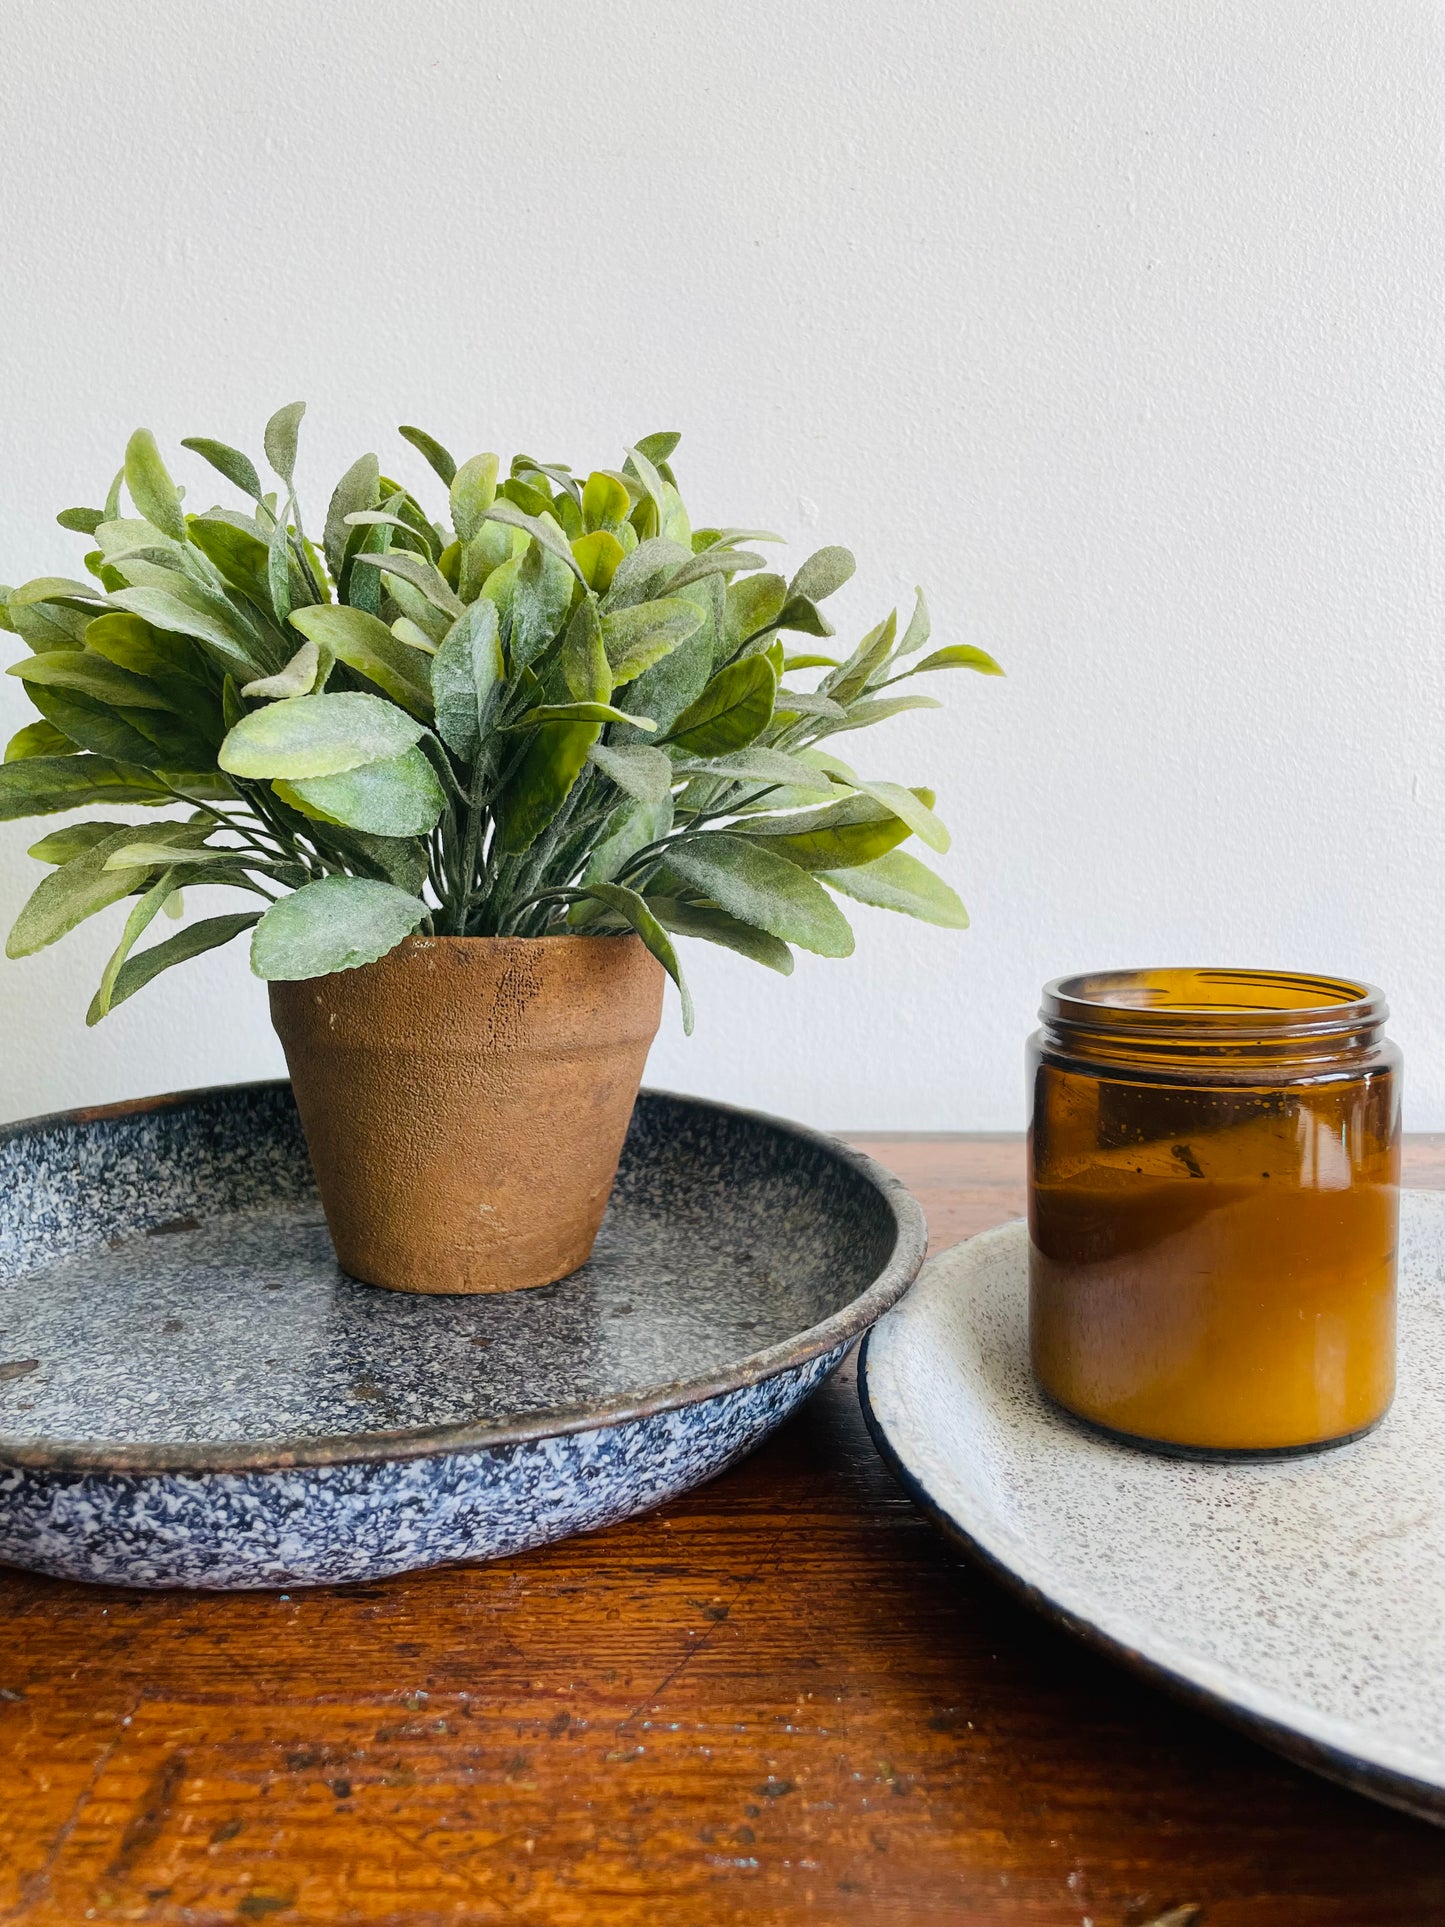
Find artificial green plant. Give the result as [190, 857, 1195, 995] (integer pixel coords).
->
[0, 408, 998, 1030]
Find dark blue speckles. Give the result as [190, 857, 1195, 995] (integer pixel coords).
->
[0, 1350, 842, 1590]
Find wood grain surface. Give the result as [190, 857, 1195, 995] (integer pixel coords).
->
[3, 1135, 1444, 1926]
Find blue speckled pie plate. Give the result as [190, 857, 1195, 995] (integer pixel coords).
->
[860, 1197, 1445, 1827]
[0, 1082, 924, 1591]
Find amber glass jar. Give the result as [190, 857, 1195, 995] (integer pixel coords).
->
[1027, 969, 1400, 1456]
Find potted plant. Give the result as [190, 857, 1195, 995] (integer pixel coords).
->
[1, 408, 998, 1293]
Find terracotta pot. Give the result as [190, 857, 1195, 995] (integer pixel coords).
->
[268, 934, 665, 1295]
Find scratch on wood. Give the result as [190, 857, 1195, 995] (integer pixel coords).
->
[7, 1696, 140, 1918]
[106, 1751, 187, 1878]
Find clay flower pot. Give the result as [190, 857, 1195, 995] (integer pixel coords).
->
[268, 934, 664, 1295]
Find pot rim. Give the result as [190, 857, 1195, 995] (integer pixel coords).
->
[0, 1081, 928, 1476]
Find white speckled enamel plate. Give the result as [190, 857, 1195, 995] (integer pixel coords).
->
[859, 1189, 1445, 1825]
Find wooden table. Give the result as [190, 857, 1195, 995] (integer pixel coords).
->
[4, 1135, 1445, 1926]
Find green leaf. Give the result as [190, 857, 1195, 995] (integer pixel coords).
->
[601, 596, 704, 686]
[107, 586, 259, 679]
[242, 639, 322, 701]
[828, 692, 943, 731]
[344, 510, 439, 546]
[482, 500, 588, 587]
[100, 824, 223, 869]
[578, 883, 692, 1033]
[508, 701, 656, 731]
[772, 688, 846, 721]
[840, 778, 948, 852]
[8, 650, 171, 712]
[826, 611, 897, 704]
[94, 910, 261, 1015]
[494, 720, 599, 854]
[323, 452, 380, 585]
[907, 644, 1005, 677]
[736, 789, 922, 869]
[57, 507, 105, 536]
[660, 834, 853, 957]
[603, 536, 691, 611]
[6, 825, 159, 958]
[0, 754, 174, 820]
[661, 548, 763, 595]
[88, 867, 187, 1021]
[633, 431, 682, 465]
[250, 876, 429, 980]
[511, 538, 583, 669]
[571, 529, 626, 593]
[263, 401, 306, 486]
[283, 744, 445, 837]
[587, 742, 674, 804]
[450, 453, 500, 543]
[820, 848, 968, 927]
[583, 795, 672, 885]
[582, 471, 633, 532]
[773, 594, 834, 639]
[898, 587, 931, 656]
[391, 617, 436, 656]
[514, 456, 581, 505]
[607, 579, 717, 742]
[623, 444, 670, 529]
[10, 576, 104, 610]
[84, 611, 207, 686]
[288, 604, 433, 718]
[220, 691, 424, 780]
[382, 573, 450, 645]
[694, 527, 785, 551]
[399, 425, 458, 487]
[185, 514, 273, 607]
[15, 647, 222, 764]
[501, 474, 550, 517]
[93, 515, 184, 565]
[789, 546, 855, 604]
[668, 747, 838, 795]
[430, 599, 504, 762]
[6, 720, 75, 762]
[350, 548, 465, 621]
[335, 829, 429, 894]
[267, 501, 296, 623]
[181, 437, 264, 501]
[124, 429, 188, 543]
[19, 684, 177, 767]
[456, 522, 513, 604]
[376, 482, 444, 561]
[664, 654, 776, 755]
[782, 652, 839, 671]
[647, 896, 793, 975]
[561, 597, 612, 703]
[29, 820, 124, 864]
[725, 572, 788, 653]
[7, 592, 91, 652]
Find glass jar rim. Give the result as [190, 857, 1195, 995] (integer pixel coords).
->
[1041, 968, 1388, 1042]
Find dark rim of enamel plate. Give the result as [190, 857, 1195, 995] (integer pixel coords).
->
[857, 1323, 1445, 1830]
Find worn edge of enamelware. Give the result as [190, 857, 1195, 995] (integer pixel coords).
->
[856, 1218, 1445, 1831]
[0, 1081, 927, 1478]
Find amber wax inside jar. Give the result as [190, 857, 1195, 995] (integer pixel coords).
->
[1027, 969, 1400, 1455]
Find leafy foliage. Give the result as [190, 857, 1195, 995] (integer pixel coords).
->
[2, 411, 995, 1030]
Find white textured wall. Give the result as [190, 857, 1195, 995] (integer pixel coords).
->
[3, 2, 1444, 1130]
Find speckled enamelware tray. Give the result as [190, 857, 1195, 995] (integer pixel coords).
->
[0, 1081, 925, 1591]
[860, 1191, 1445, 1826]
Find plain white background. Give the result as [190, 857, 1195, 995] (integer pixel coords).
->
[2, 1, 1443, 1130]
